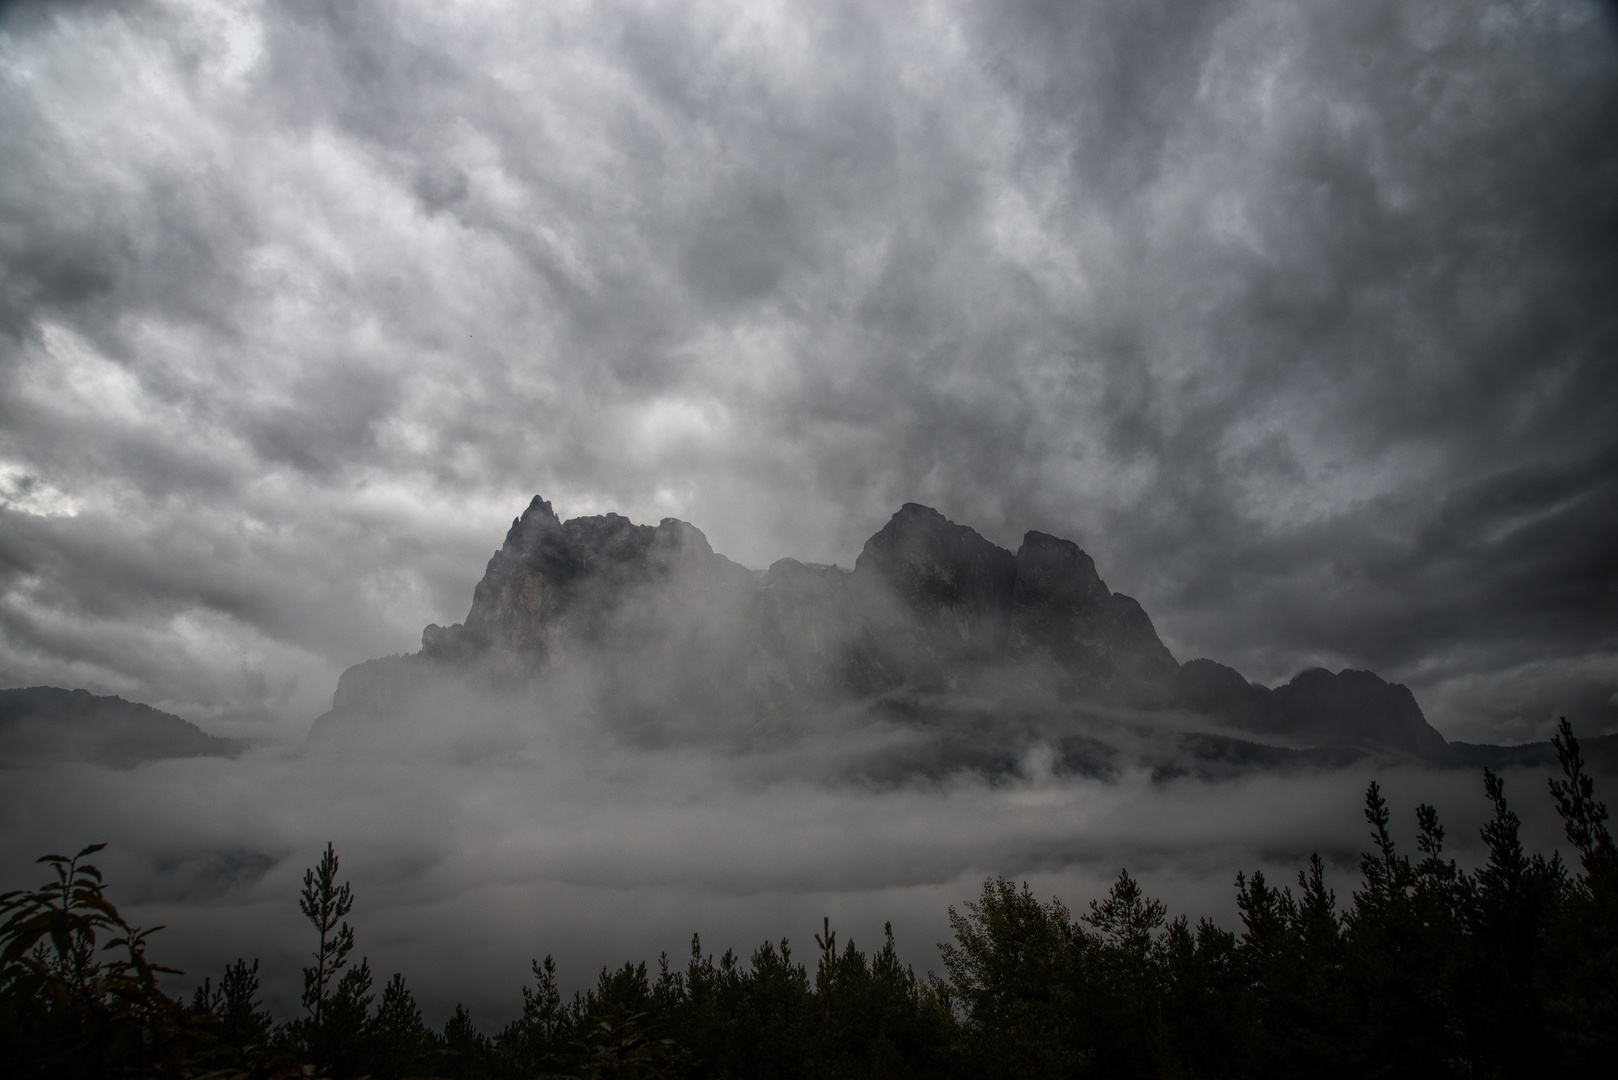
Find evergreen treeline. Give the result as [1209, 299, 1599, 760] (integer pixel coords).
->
[2, 719, 1614, 1078]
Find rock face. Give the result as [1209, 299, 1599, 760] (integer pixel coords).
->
[856, 503, 1018, 672]
[1007, 530, 1180, 698]
[314, 497, 1450, 763]
[421, 498, 754, 666]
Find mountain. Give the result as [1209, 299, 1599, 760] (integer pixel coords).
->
[0, 686, 247, 768]
[312, 497, 1489, 777]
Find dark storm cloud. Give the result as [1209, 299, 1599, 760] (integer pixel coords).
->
[0, 0, 1615, 739]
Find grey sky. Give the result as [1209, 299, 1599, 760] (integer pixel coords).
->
[1, 0, 1615, 744]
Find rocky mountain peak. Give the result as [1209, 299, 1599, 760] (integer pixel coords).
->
[327, 495, 1451, 765]
[500, 495, 564, 558]
[1011, 531, 1108, 614]
[426, 502, 739, 663]
[854, 504, 1019, 663]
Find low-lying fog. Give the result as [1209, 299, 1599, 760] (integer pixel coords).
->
[0, 695, 1581, 1027]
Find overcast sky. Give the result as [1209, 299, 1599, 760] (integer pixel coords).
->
[1, 0, 1616, 745]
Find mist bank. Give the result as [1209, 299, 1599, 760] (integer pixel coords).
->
[10, 718, 1614, 1077]
[0, 695, 1596, 1028]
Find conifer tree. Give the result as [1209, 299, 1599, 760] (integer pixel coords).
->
[294, 841, 374, 1075]
[1082, 869, 1169, 1077]
[299, 841, 356, 1028]
[369, 972, 432, 1079]
[442, 1001, 494, 1079]
[1464, 770, 1563, 1072]
[1544, 718, 1618, 1065]
[939, 877, 1090, 1079]
[498, 954, 566, 1075]
[1343, 781, 1458, 1072]
[1549, 717, 1616, 876]
[197, 956, 272, 1052]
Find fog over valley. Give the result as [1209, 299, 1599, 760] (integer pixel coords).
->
[0, 674, 1585, 1022]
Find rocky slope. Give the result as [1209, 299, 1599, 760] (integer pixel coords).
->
[314, 497, 1462, 773]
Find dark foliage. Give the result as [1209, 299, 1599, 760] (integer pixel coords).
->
[3, 720, 1615, 1078]
[0, 844, 227, 1077]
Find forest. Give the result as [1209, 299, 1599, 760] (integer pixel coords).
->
[2, 718, 1613, 1079]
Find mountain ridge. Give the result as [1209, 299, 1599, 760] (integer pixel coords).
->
[4, 502, 1607, 777]
[312, 497, 1474, 775]
[0, 686, 246, 768]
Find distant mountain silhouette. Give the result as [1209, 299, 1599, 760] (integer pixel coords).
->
[0, 686, 246, 768]
[314, 497, 1610, 775]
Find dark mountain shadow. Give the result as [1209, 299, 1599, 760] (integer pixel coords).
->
[0, 686, 247, 769]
